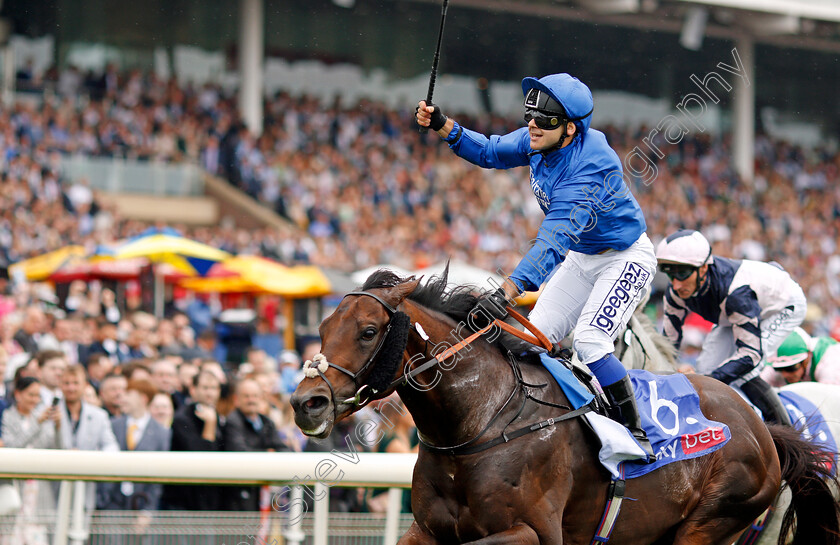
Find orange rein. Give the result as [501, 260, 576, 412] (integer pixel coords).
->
[431, 306, 554, 364]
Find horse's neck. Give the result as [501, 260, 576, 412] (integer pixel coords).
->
[621, 312, 679, 373]
[398, 305, 518, 447]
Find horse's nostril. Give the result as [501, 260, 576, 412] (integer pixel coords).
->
[304, 396, 328, 412]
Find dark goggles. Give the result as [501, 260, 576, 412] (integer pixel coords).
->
[524, 108, 564, 130]
[774, 362, 803, 373]
[659, 264, 697, 282]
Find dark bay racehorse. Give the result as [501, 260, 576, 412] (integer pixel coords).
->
[291, 271, 840, 545]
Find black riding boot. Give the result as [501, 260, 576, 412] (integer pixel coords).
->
[603, 376, 657, 463]
[740, 377, 792, 426]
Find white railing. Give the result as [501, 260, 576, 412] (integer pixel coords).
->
[0, 450, 417, 545]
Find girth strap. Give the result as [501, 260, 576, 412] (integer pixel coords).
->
[591, 473, 627, 544]
[419, 402, 594, 456]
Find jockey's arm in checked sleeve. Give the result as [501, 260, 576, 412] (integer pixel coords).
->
[660, 288, 768, 383]
[706, 293, 765, 385]
[662, 289, 688, 350]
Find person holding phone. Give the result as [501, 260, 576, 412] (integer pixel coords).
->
[2, 377, 63, 449]
[160, 369, 224, 513]
[1, 377, 64, 540]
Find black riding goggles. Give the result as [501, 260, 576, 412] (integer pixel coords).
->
[659, 264, 697, 282]
[524, 108, 565, 130]
[774, 362, 803, 373]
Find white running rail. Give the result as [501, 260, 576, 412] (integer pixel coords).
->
[0, 449, 417, 545]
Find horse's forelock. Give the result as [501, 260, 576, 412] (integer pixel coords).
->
[361, 269, 407, 291]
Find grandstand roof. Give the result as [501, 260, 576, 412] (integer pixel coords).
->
[681, 0, 840, 23]
[393, 0, 840, 51]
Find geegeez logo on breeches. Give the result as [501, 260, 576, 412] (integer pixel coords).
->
[590, 262, 650, 336]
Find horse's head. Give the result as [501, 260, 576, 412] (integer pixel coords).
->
[290, 276, 420, 438]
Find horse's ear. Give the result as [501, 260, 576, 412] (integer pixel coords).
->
[382, 276, 421, 307]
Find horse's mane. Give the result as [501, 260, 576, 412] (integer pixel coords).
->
[361, 266, 479, 325]
[361, 265, 540, 359]
[361, 267, 680, 369]
[639, 314, 679, 364]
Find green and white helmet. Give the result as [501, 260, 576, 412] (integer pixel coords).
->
[768, 327, 813, 368]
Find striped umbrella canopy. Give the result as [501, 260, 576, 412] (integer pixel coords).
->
[180, 255, 331, 298]
[9, 246, 87, 282]
[181, 255, 332, 350]
[113, 234, 230, 276]
[99, 230, 231, 317]
[48, 258, 189, 284]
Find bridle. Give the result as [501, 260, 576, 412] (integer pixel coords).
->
[302, 291, 402, 415]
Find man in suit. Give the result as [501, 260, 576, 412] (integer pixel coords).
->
[87, 320, 128, 364]
[160, 369, 224, 512]
[58, 364, 119, 514]
[86, 352, 114, 393]
[99, 378, 170, 511]
[150, 359, 181, 410]
[53, 317, 82, 365]
[99, 373, 127, 418]
[35, 349, 68, 407]
[13, 305, 47, 354]
[223, 378, 289, 511]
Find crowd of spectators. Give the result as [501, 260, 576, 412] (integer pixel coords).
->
[0, 293, 417, 539]
[2, 65, 839, 333]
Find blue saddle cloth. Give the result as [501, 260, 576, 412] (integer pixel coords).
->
[779, 390, 838, 476]
[537, 356, 730, 480]
[538, 353, 594, 409]
[621, 370, 731, 479]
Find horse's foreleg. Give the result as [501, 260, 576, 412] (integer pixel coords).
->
[398, 522, 441, 545]
[461, 524, 541, 545]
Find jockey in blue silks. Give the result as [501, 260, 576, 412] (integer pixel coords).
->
[417, 73, 657, 460]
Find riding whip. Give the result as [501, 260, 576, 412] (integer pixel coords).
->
[419, 0, 450, 133]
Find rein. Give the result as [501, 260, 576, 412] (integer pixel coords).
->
[303, 290, 592, 454]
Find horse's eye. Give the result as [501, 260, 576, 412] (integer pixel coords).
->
[361, 327, 377, 341]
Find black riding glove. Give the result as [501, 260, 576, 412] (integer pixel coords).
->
[469, 287, 509, 330]
[416, 103, 448, 131]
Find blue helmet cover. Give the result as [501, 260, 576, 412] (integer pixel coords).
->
[522, 73, 594, 134]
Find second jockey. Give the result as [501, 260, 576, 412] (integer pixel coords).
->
[763, 327, 840, 386]
[656, 230, 807, 425]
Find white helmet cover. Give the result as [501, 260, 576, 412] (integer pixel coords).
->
[656, 230, 713, 267]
